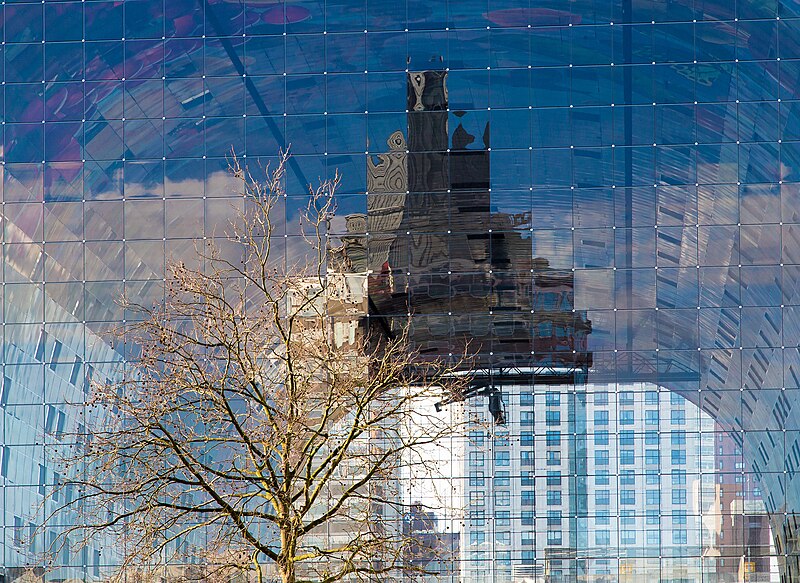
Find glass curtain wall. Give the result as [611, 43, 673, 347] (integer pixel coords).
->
[1, 1, 798, 582]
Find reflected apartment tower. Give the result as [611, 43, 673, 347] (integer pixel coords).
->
[461, 385, 728, 583]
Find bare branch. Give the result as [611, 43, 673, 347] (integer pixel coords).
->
[42, 151, 472, 583]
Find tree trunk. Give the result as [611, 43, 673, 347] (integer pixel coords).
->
[279, 528, 297, 583]
[279, 564, 296, 583]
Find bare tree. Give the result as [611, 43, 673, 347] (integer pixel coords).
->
[44, 153, 470, 583]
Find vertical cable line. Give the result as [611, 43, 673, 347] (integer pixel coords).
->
[80, 2, 90, 574]
[121, 4, 129, 570]
[162, 0, 168, 299]
[623, 1, 633, 354]
[621, 0, 635, 576]
[0, 0, 5, 529]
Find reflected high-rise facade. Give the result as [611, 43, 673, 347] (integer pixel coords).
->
[2, 1, 800, 582]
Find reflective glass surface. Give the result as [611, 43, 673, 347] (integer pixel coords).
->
[2, 0, 800, 581]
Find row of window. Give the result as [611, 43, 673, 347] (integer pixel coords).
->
[517, 390, 688, 406]
[469, 488, 690, 507]
[470, 448, 688, 467]
[466, 508, 757, 527]
[469, 528, 691, 547]
[468, 468, 725, 488]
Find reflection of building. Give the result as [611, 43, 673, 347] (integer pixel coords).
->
[362, 70, 594, 428]
[714, 426, 774, 582]
[0, 213, 124, 580]
[365, 70, 593, 368]
[403, 502, 460, 582]
[7, 1, 800, 581]
[462, 387, 725, 583]
[367, 70, 514, 364]
[289, 269, 408, 583]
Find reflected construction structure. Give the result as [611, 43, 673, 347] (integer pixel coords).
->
[3, 1, 800, 582]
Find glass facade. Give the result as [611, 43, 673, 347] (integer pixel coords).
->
[2, 0, 800, 581]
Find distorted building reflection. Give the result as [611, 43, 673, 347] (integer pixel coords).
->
[344, 69, 780, 583]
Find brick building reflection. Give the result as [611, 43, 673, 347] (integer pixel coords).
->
[342, 69, 592, 421]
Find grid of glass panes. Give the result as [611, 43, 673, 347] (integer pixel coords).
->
[1, 0, 797, 580]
